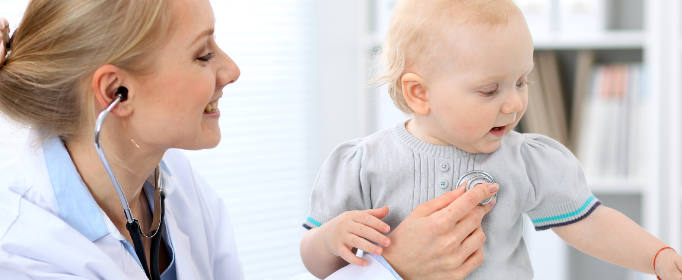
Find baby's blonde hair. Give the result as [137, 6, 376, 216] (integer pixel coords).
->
[0, 0, 172, 141]
[375, 0, 521, 114]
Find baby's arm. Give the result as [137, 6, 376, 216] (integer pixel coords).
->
[300, 207, 392, 279]
[552, 206, 682, 278]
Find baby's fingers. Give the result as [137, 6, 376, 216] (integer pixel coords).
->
[338, 245, 367, 267]
[354, 209, 390, 233]
[364, 206, 389, 220]
[349, 222, 390, 248]
[344, 231, 386, 256]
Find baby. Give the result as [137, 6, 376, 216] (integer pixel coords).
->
[300, 0, 682, 279]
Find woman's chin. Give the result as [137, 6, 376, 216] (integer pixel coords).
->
[178, 128, 221, 151]
[201, 130, 222, 149]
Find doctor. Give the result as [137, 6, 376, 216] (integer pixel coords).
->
[0, 0, 495, 279]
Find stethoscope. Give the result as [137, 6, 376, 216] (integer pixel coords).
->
[457, 170, 497, 205]
[94, 87, 165, 280]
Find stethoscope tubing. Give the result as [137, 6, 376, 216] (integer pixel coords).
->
[94, 90, 164, 280]
[94, 94, 135, 224]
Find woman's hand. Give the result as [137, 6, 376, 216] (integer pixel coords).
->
[319, 207, 392, 266]
[382, 181, 498, 280]
[1, 18, 9, 66]
[654, 249, 682, 279]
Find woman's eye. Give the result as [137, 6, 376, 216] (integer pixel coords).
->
[198, 52, 215, 62]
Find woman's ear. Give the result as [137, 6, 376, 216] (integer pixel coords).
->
[401, 73, 429, 115]
[92, 65, 133, 117]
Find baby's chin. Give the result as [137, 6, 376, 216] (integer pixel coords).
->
[466, 138, 504, 154]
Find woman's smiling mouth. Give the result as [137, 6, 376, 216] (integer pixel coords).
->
[204, 99, 219, 114]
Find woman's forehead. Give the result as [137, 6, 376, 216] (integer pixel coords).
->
[172, 0, 215, 42]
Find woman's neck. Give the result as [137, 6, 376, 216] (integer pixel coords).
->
[64, 125, 165, 226]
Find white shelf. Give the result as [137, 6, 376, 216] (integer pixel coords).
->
[533, 31, 644, 50]
[587, 177, 646, 194]
[368, 31, 645, 50]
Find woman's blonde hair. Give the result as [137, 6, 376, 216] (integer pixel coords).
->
[374, 0, 520, 114]
[0, 0, 172, 140]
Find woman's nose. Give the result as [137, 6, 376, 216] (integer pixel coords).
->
[501, 90, 523, 114]
[216, 50, 240, 87]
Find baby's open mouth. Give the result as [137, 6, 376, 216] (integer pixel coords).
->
[490, 125, 506, 137]
[204, 99, 219, 114]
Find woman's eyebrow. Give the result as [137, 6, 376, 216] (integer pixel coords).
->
[189, 28, 214, 48]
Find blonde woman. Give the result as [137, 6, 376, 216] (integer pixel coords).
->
[0, 0, 495, 279]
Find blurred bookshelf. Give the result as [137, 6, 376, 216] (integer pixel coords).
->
[359, 0, 681, 279]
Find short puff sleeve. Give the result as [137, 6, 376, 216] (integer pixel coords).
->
[521, 134, 601, 231]
[303, 139, 371, 230]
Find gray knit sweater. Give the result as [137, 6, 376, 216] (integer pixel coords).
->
[304, 122, 600, 279]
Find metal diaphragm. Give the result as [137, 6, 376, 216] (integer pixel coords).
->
[456, 170, 497, 205]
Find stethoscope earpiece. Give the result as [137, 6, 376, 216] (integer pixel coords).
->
[116, 86, 128, 102]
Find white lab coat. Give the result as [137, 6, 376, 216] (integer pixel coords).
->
[0, 130, 397, 279]
[325, 254, 400, 279]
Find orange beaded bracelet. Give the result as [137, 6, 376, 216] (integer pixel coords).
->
[654, 246, 676, 280]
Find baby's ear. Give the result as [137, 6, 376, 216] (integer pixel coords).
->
[401, 73, 429, 115]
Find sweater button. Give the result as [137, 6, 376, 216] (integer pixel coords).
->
[438, 180, 449, 189]
[440, 163, 450, 172]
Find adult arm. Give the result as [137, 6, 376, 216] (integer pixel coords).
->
[327, 182, 498, 280]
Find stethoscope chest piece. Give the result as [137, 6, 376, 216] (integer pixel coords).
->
[456, 170, 497, 205]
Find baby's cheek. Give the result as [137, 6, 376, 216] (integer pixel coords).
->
[451, 119, 487, 140]
[459, 112, 492, 131]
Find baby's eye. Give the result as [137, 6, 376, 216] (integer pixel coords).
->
[482, 88, 498, 96]
[516, 81, 531, 88]
[478, 84, 499, 96]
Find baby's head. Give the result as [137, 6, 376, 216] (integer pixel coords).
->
[379, 0, 534, 154]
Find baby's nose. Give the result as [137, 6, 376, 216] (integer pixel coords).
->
[502, 92, 523, 114]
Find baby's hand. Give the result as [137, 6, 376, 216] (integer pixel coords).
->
[318, 207, 391, 266]
[654, 249, 682, 279]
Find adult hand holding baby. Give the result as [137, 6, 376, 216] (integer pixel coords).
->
[382, 181, 498, 280]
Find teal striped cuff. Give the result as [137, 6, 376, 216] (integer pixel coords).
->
[527, 188, 601, 231]
[302, 217, 323, 230]
[307, 217, 322, 227]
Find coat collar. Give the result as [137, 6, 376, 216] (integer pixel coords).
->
[40, 133, 175, 241]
